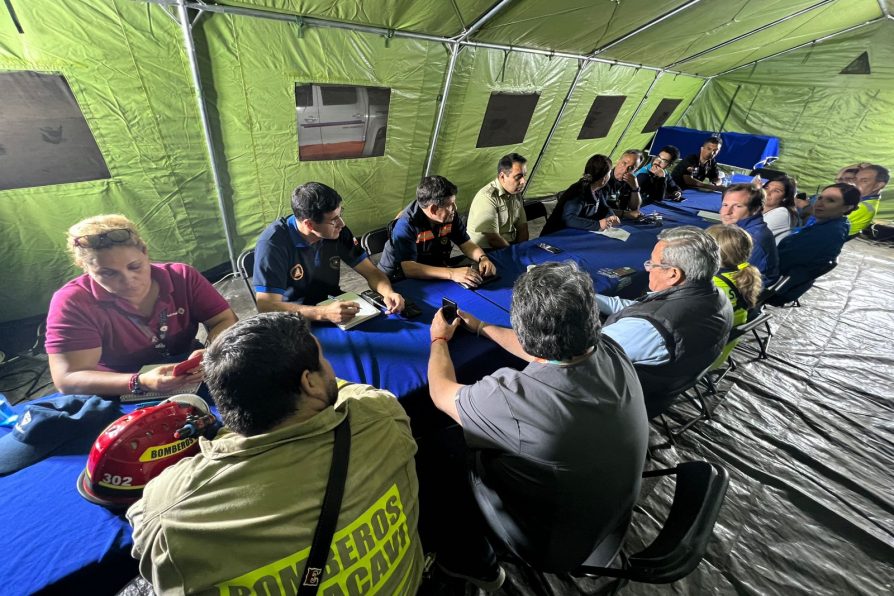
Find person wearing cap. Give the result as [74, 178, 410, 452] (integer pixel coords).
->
[45, 214, 238, 398]
[127, 312, 425, 594]
[0, 396, 121, 476]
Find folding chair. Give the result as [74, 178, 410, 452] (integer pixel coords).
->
[360, 226, 389, 259]
[766, 259, 838, 308]
[236, 248, 256, 306]
[654, 363, 718, 444]
[523, 199, 548, 223]
[574, 461, 730, 584]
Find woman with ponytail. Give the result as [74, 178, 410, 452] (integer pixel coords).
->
[706, 224, 763, 326]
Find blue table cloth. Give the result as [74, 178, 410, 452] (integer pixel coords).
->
[0, 281, 519, 595]
[651, 126, 780, 170]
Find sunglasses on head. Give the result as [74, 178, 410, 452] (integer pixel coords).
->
[72, 228, 133, 249]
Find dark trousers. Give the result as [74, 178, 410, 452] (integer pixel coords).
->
[414, 425, 498, 575]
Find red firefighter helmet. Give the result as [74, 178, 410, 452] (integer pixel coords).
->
[77, 394, 214, 509]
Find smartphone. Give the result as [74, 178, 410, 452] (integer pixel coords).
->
[441, 297, 458, 324]
[537, 242, 563, 254]
[173, 354, 203, 377]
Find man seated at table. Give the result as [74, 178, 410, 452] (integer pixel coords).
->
[127, 312, 425, 594]
[772, 183, 861, 304]
[635, 145, 683, 204]
[671, 135, 725, 191]
[719, 183, 779, 285]
[467, 153, 529, 249]
[423, 262, 648, 588]
[253, 182, 404, 324]
[596, 227, 733, 417]
[378, 175, 497, 287]
[847, 164, 889, 237]
[604, 149, 644, 218]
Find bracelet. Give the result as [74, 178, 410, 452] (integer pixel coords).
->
[431, 337, 449, 345]
[478, 254, 489, 263]
[477, 321, 488, 337]
[448, 269, 454, 281]
[129, 373, 144, 395]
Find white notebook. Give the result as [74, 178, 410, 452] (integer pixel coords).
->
[318, 292, 381, 330]
[697, 210, 723, 222]
[119, 364, 202, 403]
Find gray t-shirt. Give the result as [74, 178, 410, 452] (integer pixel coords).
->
[455, 338, 649, 571]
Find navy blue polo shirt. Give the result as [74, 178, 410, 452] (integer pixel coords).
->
[253, 215, 367, 305]
[378, 201, 471, 278]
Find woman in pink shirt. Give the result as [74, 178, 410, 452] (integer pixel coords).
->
[45, 214, 237, 397]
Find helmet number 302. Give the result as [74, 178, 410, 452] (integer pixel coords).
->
[102, 473, 133, 487]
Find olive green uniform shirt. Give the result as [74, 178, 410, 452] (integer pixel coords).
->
[127, 383, 423, 596]
[467, 179, 527, 249]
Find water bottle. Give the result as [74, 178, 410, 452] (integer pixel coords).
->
[0, 393, 18, 427]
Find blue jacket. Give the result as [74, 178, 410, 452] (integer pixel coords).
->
[738, 213, 779, 285]
[775, 216, 849, 301]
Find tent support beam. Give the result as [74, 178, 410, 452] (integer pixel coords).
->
[142, 1, 697, 78]
[452, 0, 515, 41]
[664, 0, 836, 70]
[675, 77, 712, 126]
[610, 71, 663, 158]
[713, 17, 883, 78]
[524, 60, 586, 197]
[878, 1, 891, 18]
[590, 0, 702, 56]
[175, 0, 238, 273]
[424, 44, 461, 177]
[423, 0, 515, 176]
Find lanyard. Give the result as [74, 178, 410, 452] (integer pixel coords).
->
[533, 346, 596, 367]
[128, 308, 171, 358]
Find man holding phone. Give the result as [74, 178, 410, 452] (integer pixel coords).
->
[378, 175, 497, 287]
[423, 262, 647, 589]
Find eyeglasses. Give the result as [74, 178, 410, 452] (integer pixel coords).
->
[644, 259, 674, 271]
[72, 228, 133, 248]
[322, 212, 345, 227]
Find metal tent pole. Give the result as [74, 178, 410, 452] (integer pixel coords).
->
[610, 71, 662, 158]
[663, 0, 836, 69]
[676, 77, 712, 124]
[175, 0, 238, 273]
[523, 60, 586, 197]
[590, 0, 702, 56]
[423, 0, 515, 176]
[713, 18, 883, 77]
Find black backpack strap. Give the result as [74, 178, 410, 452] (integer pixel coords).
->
[716, 273, 746, 310]
[299, 416, 351, 595]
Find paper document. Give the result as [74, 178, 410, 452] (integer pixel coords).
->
[697, 210, 722, 222]
[318, 292, 381, 330]
[592, 227, 631, 241]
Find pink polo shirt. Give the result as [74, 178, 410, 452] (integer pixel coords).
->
[45, 263, 231, 373]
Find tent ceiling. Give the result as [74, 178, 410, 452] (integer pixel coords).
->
[216, 0, 886, 76]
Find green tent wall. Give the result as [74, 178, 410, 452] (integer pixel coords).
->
[0, 0, 892, 322]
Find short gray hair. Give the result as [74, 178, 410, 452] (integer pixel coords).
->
[657, 226, 720, 283]
[510, 262, 600, 361]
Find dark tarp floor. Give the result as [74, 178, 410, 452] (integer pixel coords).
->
[421, 236, 894, 595]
